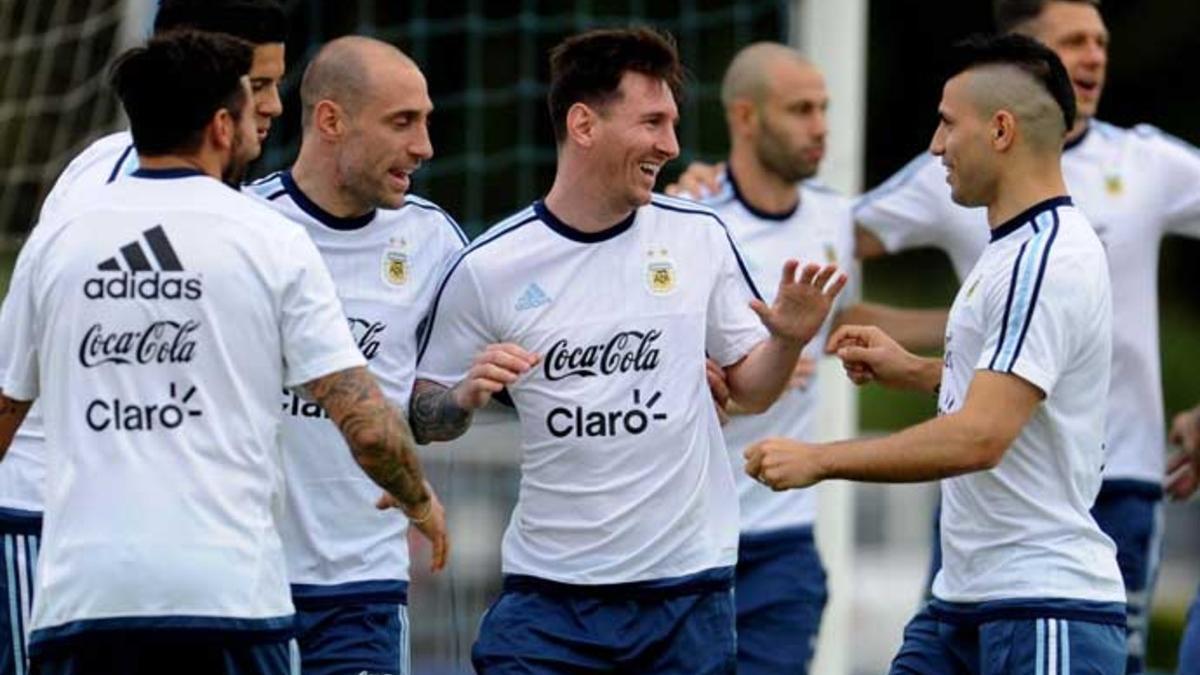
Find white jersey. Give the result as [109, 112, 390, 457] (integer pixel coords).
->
[697, 173, 856, 534]
[0, 168, 365, 646]
[416, 195, 768, 585]
[245, 171, 466, 599]
[856, 121, 1200, 486]
[932, 197, 1124, 604]
[0, 131, 138, 517]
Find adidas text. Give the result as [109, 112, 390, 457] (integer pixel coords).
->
[83, 272, 202, 301]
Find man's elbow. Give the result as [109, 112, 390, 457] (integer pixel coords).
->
[959, 419, 1011, 472]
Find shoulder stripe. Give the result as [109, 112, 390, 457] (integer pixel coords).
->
[404, 196, 469, 245]
[650, 196, 763, 302]
[106, 144, 135, 184]
[266, 189, 287, 201]
[987, 211, 1060, 372]
[246, 170, 283, 187]
[416, 212, 538, 362]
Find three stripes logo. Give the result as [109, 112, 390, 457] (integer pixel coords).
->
[84, 225, 202, 300]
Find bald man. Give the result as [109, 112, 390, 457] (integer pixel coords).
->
[677, 42, 854, 674]
[243, 37, 462, 675]
[745, 34, 1126, 673]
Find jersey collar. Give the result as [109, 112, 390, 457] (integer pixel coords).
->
[727, 168, 798, 221]
[282, 171, 376, 231]
[130, 167, 207, 180]
[990, 195, 1073, 242]
[534, 200, 636, 243]
[1063, 122, 1090, 153]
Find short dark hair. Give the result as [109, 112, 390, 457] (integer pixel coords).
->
[547, 27, 684, 143]
[993, 0, 1101, 34]
[947, 33, 1076, 132]
[111, 31, 254, 156]
[154, 0, 287, 45]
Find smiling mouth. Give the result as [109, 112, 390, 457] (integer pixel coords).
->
[638, 162, 659, 180]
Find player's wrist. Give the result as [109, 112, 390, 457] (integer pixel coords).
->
[402, 496, 434, 524]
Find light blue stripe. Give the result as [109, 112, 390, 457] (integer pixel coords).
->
[1036, 618, 1046, 675]
[1061, 620, 1070, 674]
[995, 213, 1054, 371]
[288, 638, 301, 675]
[5, 536, 23, 675]
[399, 604, 410, 675]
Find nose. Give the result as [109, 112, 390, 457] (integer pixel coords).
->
[257, 85, 283, 120]
[812, 108, 829, 142]
[411, 120, 434, 161]
[657, 124, 680, 160]
[929, 124, 946, 156]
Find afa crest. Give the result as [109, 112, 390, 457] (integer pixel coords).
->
[644, 246, 677, 295]
[382, 248, 409, 287]
[1104, 173, 1123, 196]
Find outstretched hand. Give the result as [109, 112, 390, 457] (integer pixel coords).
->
[1166, 406, 1200, 500]
[664, 161, 725, 199]
[750, 261, 846, 348]
[377, 480, 449, 573]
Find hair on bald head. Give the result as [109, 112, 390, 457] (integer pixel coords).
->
[720, 42, 811, 109]
[300, 36, 413, 130]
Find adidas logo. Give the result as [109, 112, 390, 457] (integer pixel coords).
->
[84, 225, 202, 301]
[515, 283, 552, 311]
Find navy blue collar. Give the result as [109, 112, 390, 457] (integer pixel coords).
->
[1063, 122, 1089, 152]
[282, 171, 375, 231]
[131, 167, 206, 180]
[990, 195, 1073, 242]
[728, 168, 798, 221]
[534, 200, 636, 243]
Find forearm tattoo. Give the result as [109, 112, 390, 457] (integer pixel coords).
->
[409, 379, 473, 444]
[305, 368, 429, 509]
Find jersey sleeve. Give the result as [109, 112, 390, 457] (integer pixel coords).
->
[853, 154, 953, 253]
[277, 229, 367, 388]
[414, 255, 494, 387]
[1140, 125, 1200, 238]
[974, 227, 1090, 396]
[705, 225, 769, 367]
[0, 232, 50, 400]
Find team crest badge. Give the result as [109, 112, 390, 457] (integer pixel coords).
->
[1104, 174, 1123, 196]
[645, 246, 677, 295]
[382, 239, 410, 287]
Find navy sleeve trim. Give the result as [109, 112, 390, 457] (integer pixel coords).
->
[106, 144, 135, 183]
[405, 197, 469, 245]
[1007, 211, 1061, 370]
[650, 198, 763, 302]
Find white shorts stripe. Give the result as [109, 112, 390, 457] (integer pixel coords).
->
[1060, 620, 1070, 674]
[5, 536, 24, 675]
[1047, 617, 1058, 675]
[398, 604, 411, 675]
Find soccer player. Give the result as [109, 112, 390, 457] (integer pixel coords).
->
[0, 3, 286, 671]
[746, 34, 1126, 674]
[1165, 403, 1200, 672]
[243, 36, 462, 675]
[411, 27, 845, 673]
[853, 3, 1200, 669]
[0, 31, 444, 674]
[681, 42, 855, 674]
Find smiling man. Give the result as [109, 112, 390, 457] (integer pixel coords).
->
[408, 27, 845, 674]
[243, 36, 460, 675]
[747, 34, 1126, 674]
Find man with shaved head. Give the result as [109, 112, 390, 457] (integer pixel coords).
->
[678, 41, 855, 674]
[244, 36, 460, 675]
[745, 34, 1126, 673]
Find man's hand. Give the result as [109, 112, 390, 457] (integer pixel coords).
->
[453, 343, 540, 411]
[1166, 405, 1200, 500]
[750, 261, 846, 348]
[664, 161, 725, 198]
[378, 480, 449, 572]
[706, 357, 732, 425]
[827, 325, 938, 393]
[744, 437, 825, 490]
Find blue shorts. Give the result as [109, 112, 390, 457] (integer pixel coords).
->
[735, 526, 826, 674]
[890, 599, 1126, 674]
[292, 583, 410, 675]
[924, 480, 1162, 674]
[30, 634, 292, 675]
[0, 509, 40, 675]
[1176, 581, 1200, 675]
[472, 568, 736, 674]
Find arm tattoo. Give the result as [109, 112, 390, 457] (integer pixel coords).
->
[304, 367, 429, 510]
[0, 391, 32, 459]
[409, 379, 473, 444]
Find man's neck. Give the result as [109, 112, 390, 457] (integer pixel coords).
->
[986, 158, 1069, 228]
[138, 153, 218, 179]
[291, 143, 373, 219]
[1065, 116, 1090, 145]
[727, 151, 800, 216]
[543, 159, 635, 233]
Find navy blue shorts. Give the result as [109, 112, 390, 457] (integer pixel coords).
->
[30, 634, 292, 675]
[472, 569, 736, 674]
[0, 509, 40, 675]
[293, 600, 409, 675]
[924, 480, 1162, 674]
[735, 526, 826, 674]
[889, 599, 1126, 675]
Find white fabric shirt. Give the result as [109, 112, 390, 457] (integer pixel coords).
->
[0, 131, 137, 514]
[245, 171, 465, 594]
[416, 195, 768, 585]
[697, 174, 856, 534]
[1, 168, 365, 641]
[932, 197, 1124, 604]
[856, 121, 1200, 485]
